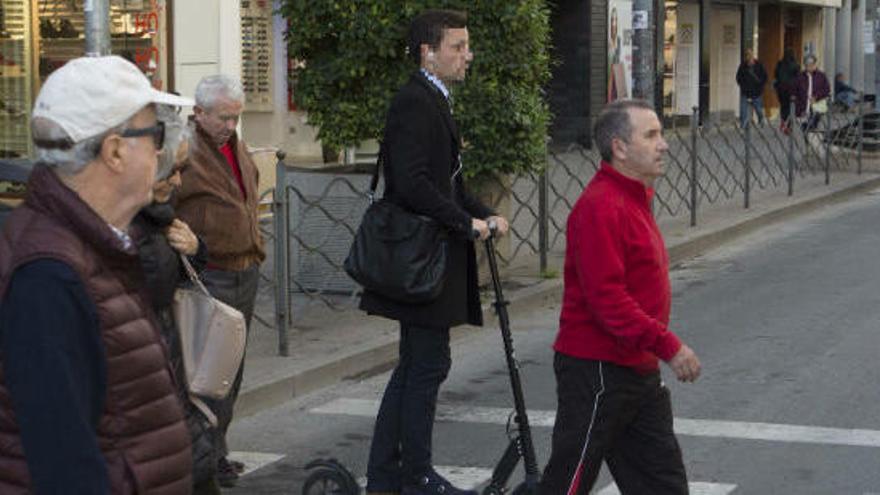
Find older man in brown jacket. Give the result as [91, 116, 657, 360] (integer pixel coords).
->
[175, 74, 265, 488]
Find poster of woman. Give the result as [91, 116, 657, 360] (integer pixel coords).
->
[607, 0, 634, 102]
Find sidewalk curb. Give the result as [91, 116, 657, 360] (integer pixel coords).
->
[235, 176, 880, 418]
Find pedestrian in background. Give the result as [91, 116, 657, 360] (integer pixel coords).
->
[0, 56, 194, 494]
[539, 99, 701, 495]
[175, 74, 265, 488]
[736, 48, 768, 128]
[774, 48, 800, 133]
[132, 105, 221, 494]
[795, 55, 830, 133]
[834, 72, 858, 110]
[359, 9, 509, 495]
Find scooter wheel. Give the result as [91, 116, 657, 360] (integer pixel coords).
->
[302, 467, 358, 495]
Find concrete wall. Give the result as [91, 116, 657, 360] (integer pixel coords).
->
[836, 0, 853, 80]
[851, 0, 866, 91]
[172, 0, 240, 103]
[802, 8, 825, 67]
[709, 6, 741, 117]
[675, 3, 700, 115]
[173, 0, 322, 164]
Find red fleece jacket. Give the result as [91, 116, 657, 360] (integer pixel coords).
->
[554, 162, 682, 374]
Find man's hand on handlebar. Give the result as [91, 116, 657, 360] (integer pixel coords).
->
[472, 218, 490, 241]
[472, 216, 510, 241]
[486, 216, 509, 237]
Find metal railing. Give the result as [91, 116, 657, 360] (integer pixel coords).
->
[268, 102, 871, 354]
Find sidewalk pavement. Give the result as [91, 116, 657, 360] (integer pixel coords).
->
[234, 168, 880, 420]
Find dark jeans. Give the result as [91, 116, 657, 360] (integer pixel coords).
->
[200, 264, 260, 457]
[538, 353, 688, 495]
[777, 87, 794, 123]
[366, 323, 452, 492]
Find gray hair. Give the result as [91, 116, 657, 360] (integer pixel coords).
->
[593, 99, 655, 162]
[155, 104, 190, 180]
[32, 117, 126, 175]
[194, 74, 245, 110]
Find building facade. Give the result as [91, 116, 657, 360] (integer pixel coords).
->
[0, 0, 322, 165]
[547, 0, 877, 146]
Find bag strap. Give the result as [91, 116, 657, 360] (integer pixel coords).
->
[368, 138, 458, 202]
[190, 393, 218, 427]
[368, 140, 386, 204]
[179, 254, 212, 298]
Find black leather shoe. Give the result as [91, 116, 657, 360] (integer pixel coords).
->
[401, 470, 477, 495]
[216, 457, 239, 488]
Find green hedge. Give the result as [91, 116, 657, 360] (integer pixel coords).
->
[280, 0, 551, 179]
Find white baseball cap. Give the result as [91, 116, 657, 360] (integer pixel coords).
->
[32, 55, 194, 144]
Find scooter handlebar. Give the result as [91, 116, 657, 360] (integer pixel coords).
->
[472, 219, 498, 241]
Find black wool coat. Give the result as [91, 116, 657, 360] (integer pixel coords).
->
[130, 202, 217, 484]
[359, 72, 494, 328]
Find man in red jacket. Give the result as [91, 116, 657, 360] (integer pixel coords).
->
[538, 99, 701, 495]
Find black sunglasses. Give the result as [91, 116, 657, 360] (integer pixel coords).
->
[120, 121, 165, 150]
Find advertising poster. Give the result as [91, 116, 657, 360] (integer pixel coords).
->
[608, 0, 634, 102]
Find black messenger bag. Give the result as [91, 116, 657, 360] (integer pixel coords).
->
[344, 145, 448, 304]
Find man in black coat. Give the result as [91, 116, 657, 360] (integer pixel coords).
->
[736, 48, 768, 128]
[360, 9, 509, 495]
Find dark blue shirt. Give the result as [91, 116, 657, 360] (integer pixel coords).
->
[0, 259, 109, 494]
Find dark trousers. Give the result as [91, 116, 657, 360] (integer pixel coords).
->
[538, 353, 688, 495]
[777, 87, 794, 123]
[200, 264, 260, 457]
[366, 323, 452, 492]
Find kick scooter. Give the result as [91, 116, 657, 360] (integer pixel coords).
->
[302, 225, 541, 495]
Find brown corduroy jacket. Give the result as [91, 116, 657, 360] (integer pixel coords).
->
[175, 122, 265, 271]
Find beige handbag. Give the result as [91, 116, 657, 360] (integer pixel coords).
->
[174, 255, 247, 401]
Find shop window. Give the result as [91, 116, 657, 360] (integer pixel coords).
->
[0, 0, 167, 160]
[662, 2, 677, 119]
[1, 0, 33, 159]
[241, 0, 273, 111]
[608, 0, 634, 102]
[37, 1, 166, 88]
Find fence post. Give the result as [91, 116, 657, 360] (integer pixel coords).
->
[273, 151, 291, 357]
[538, 169, 548, 274]
[858, 92, 864, 175]
[744, 99, 751, 209]
[787, 98, 795, 196]
[690, 106, 698, 227]
[824, 110, 831, 185]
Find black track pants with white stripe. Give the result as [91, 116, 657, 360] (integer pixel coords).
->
[538, 353, 689, 495]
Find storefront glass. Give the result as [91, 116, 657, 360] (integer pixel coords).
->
[608, 0, 634, 101]
[0, 0, 168, 160]
[662, 0, 700, 120]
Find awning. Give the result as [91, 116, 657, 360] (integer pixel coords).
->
[784, 0, 842, 8]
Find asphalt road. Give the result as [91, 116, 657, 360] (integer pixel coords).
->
[224, 189, 880, 494]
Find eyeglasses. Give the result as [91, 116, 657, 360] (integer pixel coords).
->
[121, 121, 165, 150]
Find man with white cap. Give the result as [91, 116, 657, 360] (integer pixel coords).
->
[0, 55, 195, 494]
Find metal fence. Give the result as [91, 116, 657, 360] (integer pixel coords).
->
[267, 103, 870, 355]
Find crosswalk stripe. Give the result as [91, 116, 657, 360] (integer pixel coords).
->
[311, 398, 880, 448]
[598, 481, 737, 495]
[227, 451, 285, 477]
[357, 467, 495, 491]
